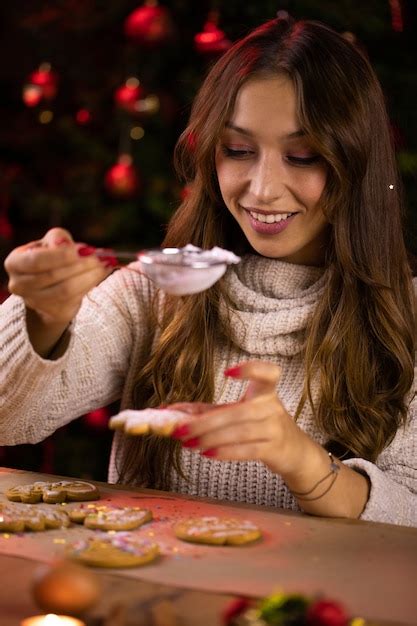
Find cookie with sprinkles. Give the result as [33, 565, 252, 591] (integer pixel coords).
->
[0, 501, 70, 532]
[174, 516, 262, 545]
[67, 532, 159, 568]
[5, 480, 100, 504]
[67, 504, 152, 530]
[109, 408, 192, 436]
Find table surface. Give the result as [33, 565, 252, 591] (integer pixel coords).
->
[0, 467, 416, 626]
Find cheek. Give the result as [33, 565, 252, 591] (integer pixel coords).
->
[299, 171, 327, 207]
[216, 162, 239, 202]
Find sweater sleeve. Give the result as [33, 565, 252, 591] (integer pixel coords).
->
[0, 266, 154, 445]
[344, 386, 417, 527]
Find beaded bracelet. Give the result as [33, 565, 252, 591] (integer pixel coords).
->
[291, 452, 340, 501]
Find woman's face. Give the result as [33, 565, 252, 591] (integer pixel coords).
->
[215, 75, 329, 266]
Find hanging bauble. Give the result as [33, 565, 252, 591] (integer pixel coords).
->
[105, 155, 140, 198]
[389, 0, 404, 32]
[84, 407, 111, 430]
[180, 184, 192, 201]
[186, 131, 197, 152]
[124, 1, 174, 46]
[114, 77, 143, 114]
[0, 211, 12, 239]
[28, 63, 59, 100]
[194, 13, 231, 55]
[75, 108, 92, 125]
[22, 84, 43, 107]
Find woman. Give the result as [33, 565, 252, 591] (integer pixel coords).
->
[1, 16, 416, 525]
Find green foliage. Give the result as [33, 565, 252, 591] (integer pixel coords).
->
[259, 592, 310, 625]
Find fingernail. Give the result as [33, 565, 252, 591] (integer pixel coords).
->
[224, 366, 241, 377]
[103, 257, 118, 268]
[182, 437, 200, 448]
[171, 424, 191, 439]
[202, 448, 218, 457]
[78, 245, 96, 257]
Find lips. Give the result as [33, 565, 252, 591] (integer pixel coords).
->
[245, 209, 297, 235]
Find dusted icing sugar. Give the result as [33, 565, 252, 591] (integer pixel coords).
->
[138, 245, 240, 295]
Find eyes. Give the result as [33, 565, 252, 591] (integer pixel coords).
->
[220, 145, 321, 167]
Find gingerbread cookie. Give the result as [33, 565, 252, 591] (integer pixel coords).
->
[6, 480, 100, 504]
[0, 501, 70, 532]
[109, 408, 192, 436]
[68, 504, 152, 530]
[174, 516, 262, 545]
[67, 532, 159, 568]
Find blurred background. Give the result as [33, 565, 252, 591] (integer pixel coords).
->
[1, 0, 416, 481]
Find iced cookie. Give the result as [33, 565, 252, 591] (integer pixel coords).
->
[68, 504, 152, 530]
[174, 516, 262, 545]
[67, 532, 159, 568]
[0, 501, 70, 532]
[5, 480, 100, 504]
[109, 408, 192, 436]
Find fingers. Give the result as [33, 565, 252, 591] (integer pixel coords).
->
[41, 227, 74, 247]
[4, 228, 112, 325]
[172, 395, 280, 443]
[167, 402, 217, 415]
[170, 360, 291, 467]
[5, 229, 78, 276]
[183, 416, 277, 451]
[225, 360, 281, 400]
[167, 402, 229, 415]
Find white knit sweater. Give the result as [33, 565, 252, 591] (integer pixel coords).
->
[1, 255, 416, 526]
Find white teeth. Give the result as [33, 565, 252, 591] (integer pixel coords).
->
[249, 211, 293, 223]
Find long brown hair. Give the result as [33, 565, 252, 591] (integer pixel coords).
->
[117, 16, 416, 487]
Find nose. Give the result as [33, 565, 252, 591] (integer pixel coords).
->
[248, 153, 285, 205]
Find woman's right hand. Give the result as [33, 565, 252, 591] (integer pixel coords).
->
[4, 227, 112, 327]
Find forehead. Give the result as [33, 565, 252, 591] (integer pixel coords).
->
[227, 75, 299, 135]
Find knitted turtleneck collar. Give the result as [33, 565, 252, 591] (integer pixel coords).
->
[220, 254, 327, 356]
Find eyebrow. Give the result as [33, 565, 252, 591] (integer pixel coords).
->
[224, 122, 305, 139]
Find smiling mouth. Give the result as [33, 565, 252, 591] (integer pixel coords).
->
[247, 210, 296, 224]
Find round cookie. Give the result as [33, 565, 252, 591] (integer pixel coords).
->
[174, 516, 262, 545]
[109, 408, 192, 436]
[5, 480, 100, 504]
[68, 504, 152, 530]
[67, 533, 159, 568]
[0, 502, 70, 532]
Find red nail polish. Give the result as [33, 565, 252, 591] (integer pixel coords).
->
[171, 424, 190, 439]
[182, 437, 200, 448]
[103, 256, 118, 268]
[224, 366, 241, 377]
[78, 245, 96, 257]
[202, 448, 218, 457]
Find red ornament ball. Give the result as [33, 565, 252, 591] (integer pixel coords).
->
[306, 599, 349, 626]
[114, 81, 143, 114]
[124, 3, 174, 46]
[105, 156, 140, 198]
[75, 108, 92, 125]
[84, 407, 111, 430]
[29, 64, 59, 100]
[0, 212, 12, 240]
[194, 20, 231, 55]
[22, 84, 43, 107]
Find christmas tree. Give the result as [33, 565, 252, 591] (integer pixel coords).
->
[1, 0, 416, 479]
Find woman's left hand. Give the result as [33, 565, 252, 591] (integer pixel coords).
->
[170, 360, 314, 478]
